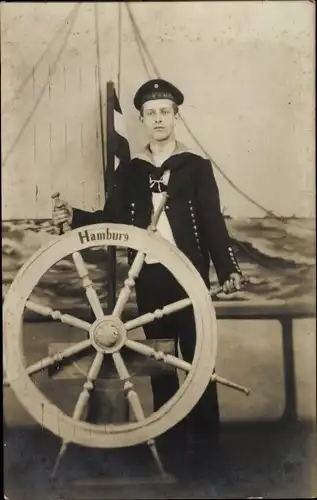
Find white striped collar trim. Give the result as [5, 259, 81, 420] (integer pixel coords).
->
[132, 141, 203, 165]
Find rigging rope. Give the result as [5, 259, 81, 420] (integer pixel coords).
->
[2, 3, 82, 167]
[126, 5, 153, 80]
[125, 3, 313, 233]
[1, 3, 80, 115]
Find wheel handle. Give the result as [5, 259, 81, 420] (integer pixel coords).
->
[51, 192, 71, 234]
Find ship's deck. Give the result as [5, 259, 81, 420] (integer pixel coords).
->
[4, 308, 316, 499]
[3, 420, 315, 499]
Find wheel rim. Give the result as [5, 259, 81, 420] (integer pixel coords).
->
[3, 223, 217, 448]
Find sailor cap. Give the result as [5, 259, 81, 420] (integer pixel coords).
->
[133, 78, 184, 111]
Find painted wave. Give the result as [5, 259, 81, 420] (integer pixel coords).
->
[2, 219, 315, 318]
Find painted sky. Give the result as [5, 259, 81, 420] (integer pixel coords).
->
[1, 2, 314, 219]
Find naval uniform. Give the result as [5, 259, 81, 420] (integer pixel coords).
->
[71, 141, 242, 453]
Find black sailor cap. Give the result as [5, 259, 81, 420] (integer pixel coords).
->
[133, 79, 184, 111]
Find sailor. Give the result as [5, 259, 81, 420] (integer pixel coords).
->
[53, 78, 244, 471]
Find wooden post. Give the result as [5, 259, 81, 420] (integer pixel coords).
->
[106, 80, 117, 314]
[280, 317, 297, 422]
[94, 3, 116, 315]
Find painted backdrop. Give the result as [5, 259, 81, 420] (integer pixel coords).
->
[1, 2, 315, 314]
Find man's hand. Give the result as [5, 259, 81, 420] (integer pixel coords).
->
[222, 272, 244, 294]
[52, 199, 73, 229]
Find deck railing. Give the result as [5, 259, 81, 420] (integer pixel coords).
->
[215, 299, 316, 425]
[7, 298, 317, 426]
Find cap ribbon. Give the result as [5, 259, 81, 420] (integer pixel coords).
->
[141, 91, 176, 106]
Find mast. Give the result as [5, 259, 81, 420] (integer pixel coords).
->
[105, 80, 117, 312]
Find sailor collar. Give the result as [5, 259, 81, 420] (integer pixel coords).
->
[130, 142, 206, 197]
[133, 141, 192, 166]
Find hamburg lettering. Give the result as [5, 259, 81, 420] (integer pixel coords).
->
[78, 228, 129, 244]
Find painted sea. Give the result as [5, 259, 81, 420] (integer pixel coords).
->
[2, 218, 315, 321]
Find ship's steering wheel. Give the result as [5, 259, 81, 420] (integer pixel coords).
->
[3, 193, 249, 477]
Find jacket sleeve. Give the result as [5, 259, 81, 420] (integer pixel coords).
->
[195, 159, 242, 285]
[71, 162, 128, 229]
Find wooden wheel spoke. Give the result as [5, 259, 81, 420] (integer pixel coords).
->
[125, 339, 250, 395]
[112, 351, 146, 420]
[4, 338, 91, 387]
[125, 339, 191, 373]
[71, 351, 104, 420]
[148, 193, 169, 231]
[111, 351, 167, 476]
[124, 296, 193, 332]
[112, 251, 146, 317]
[30, 338, 92, 377]
[51, 351, 104, 477]
[124, 285, 225, 333]
[71, 251, 104, 319]
[25, 300, 92, 331]
[111, 193, 168, 319]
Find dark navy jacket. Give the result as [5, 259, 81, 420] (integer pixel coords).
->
[72, 143, 242, 286]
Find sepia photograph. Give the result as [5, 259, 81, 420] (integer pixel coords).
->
[2, 1, 315, 499]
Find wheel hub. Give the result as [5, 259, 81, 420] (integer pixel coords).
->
[90, 316, 126, 354]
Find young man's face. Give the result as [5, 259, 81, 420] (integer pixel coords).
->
[141, 99, 177, 142]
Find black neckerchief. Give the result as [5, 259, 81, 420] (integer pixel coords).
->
[132, 143, 198, 194]
[146, 143, 175, 180]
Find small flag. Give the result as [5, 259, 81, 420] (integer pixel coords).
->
[105, 81, 131, 312]
[112, 88, 131, 170]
